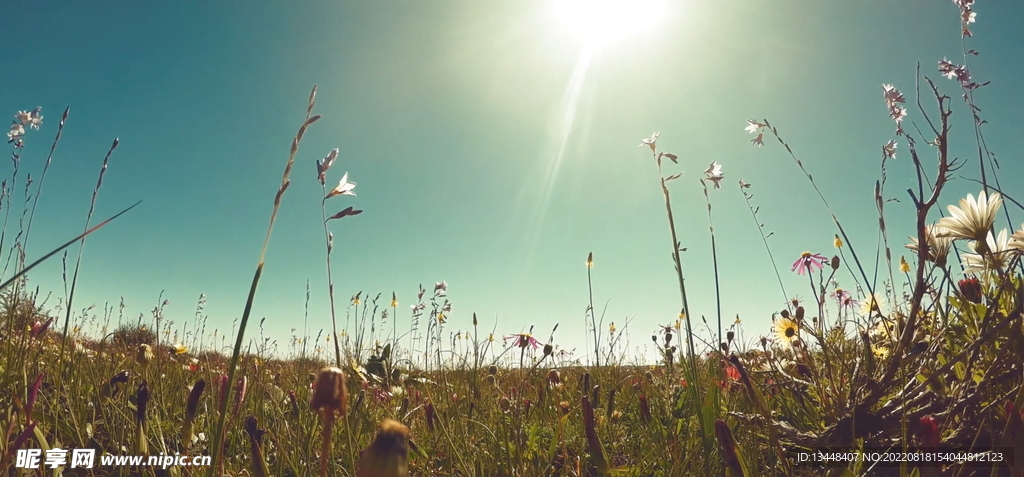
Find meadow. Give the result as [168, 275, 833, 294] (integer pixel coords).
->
[2, 1, 1024, 476]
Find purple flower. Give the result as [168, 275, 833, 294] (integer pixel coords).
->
[791, 252, 828, 275]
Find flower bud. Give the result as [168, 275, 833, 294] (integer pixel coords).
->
[310, 367, 348, 420]
[424, 402, 436, 432]
[958, 276, 983, 304]
[639, 394, 652, 424]
[831, 255, 840, 270]
[543, 343, 553, 356]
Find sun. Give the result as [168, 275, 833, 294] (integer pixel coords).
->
[552, 0, 668, 51]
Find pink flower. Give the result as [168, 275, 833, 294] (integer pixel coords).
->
[791, 252, 828, 275]
[832, 288, 857, 309]
[504, 333, 540, 349]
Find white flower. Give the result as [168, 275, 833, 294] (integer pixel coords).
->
[317, 148, 339, 185]
[936, 191, 1001, 242]
[326, 172, 356, 198]
[962, 229, 1013, 273]
[14, 107, 43, 130]
[738, 179, 751, 188]
[881, 84, 905, 105]
[883, 139, 897, 159]
[7, 123, 24, 141]
[744, 119, 765, 134]
[1010, 224, 1024, 253]
[703, 162, 724, 189]
[434, 281, 448, 296]
[750, 132, 764, 147]
[905, 224, 953, 267]
[638, 132, 659, 152]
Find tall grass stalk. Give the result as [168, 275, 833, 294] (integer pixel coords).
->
[207, 86, 321, 476]
[641, 136, 709, 455]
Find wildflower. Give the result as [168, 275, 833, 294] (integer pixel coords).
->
[958, 275, 983, 303]
[487, 333, 494, 342]
[936, 192, 1001, 243]
[962, 229, 1013, 273]
[411, 303, 426, 314]
[436, 312, 446, 323]
[7, 123, 24, 142]
[171, 343, 188, 355]
[352, 293, 362, 305]
[316, 148, 339, 185]
[182, 379, 206, 448]
[938, 59, 971, 85]
[14, 108, 43, 129]
[434, 281, 447, 296]
[917, 415, 940, 448]
[773, 316, 799, 348]
[899, 255, 911, 273]
[391, 292, 398, 308]
[310, 367, 348, 420]
[738, 179, 750, 188]
[638, 132, 659, 152]
[326, 172, 357, 199]
[547, 369, 561, 385]
[441, 302, 451, 313]
[136, 344, 154, 366]
[861, 293, 885, 316]
[791, 252, 828, 275]
[832, 288, 857, 309]
[704, 162, 724, 189]
[723, 364, 741, 382]
[882, 84, 907, 124]
[871, 343, 890, 360]
[905, 224, 954, 267]
[504, 333, 540, 349]
[586, 252, 594, 269]
[745, 119, 765, 147]
[608, 322, 616, 334]
[834, 234, 843, 248]
[883, 139, 897, 159]
[1010, 225, 1024, 252]
[355, 418, 410, 477]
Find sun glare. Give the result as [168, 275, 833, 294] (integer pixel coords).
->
[553, 0, 667, 51]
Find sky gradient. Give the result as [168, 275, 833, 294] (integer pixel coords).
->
[2, 0, 1022, 364]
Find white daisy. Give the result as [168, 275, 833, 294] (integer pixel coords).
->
[962, 229, 1013, 273]
[936, 191, 1001, 242]
[905, 224, 954, 267]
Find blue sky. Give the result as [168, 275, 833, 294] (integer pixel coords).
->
[2, 0, 1022, 364]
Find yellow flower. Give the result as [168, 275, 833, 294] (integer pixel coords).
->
[861, 293, 885, 316]
[608, 322, 616, 334]
[437, 312, 446, 324]
[586, 252, 594, 269]
[734, 314, 741, 324]
[899, 255, 911, 273]
[773, 316, 799, 348]
[834, 234, 843, 248]
[172, 344, 188, 355]
[872, 343, 890, 360]
[326, 335, 332, 342]
[391, 292, 398, 308]
[488, 333, 494, 342]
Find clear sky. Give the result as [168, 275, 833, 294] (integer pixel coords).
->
[2, 0, 1022, 364]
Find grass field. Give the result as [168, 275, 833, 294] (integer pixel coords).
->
[2, 2, 1024, 476]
